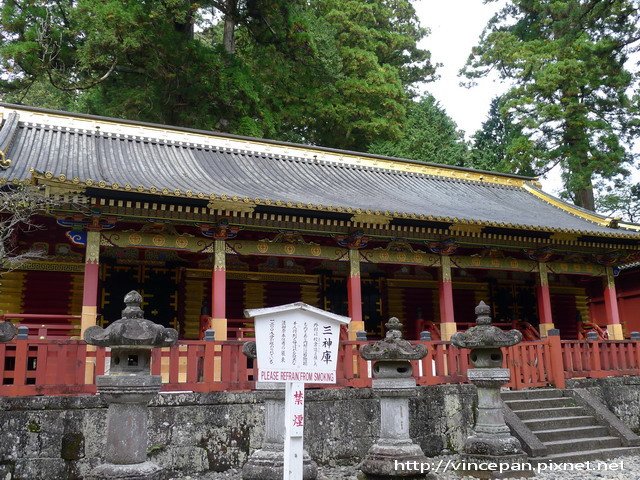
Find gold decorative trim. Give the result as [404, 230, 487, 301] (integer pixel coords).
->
[85, 230, 101, 264]
[102, 229, 212, 253]
[546, 261, 605, 276]
[449, 223, 483, 234]
[618, 221, 640, 232]
[605, 266, 615, 288]
[351, 213, 392, 226]
[208, 199, 255, 214]
[550, 232, 580, 241]
[441, 255, 452, 281]
[214, 239, 226, 271]
[0, 151, 11, 169]
[349, 249, 361, 277]
[227, 240, 347, 261]
[538, 262, 549, 287]
[452, 255, 537, 272]
[522, 183, 613, 227]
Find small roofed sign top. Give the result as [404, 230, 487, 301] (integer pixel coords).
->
[245, 302, 350, 384]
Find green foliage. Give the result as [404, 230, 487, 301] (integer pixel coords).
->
[369, 95, 469, 166]
[463, 0, 640, 210]
[596, 180, 640, 223]
[470, 96, 536, 176]
[0, 0, 436, 152]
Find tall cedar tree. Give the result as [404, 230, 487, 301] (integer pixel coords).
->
[462, 0, 640, 211]
[0, 0, 435, 151]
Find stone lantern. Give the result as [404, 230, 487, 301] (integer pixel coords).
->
[359, 317, 430, 479]
[450, 301, 527, 476]
[0, 321, 17, 342]
[84, 290, 178, 480]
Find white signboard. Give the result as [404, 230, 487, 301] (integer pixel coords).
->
[249, 303, 349, 384]
[246, 302, 350, 480]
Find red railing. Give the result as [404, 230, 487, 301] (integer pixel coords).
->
[0, 313, 81, 338]
[2, 334, 640, 397]
[0, 339, 257, 397]
[562, 338, 640, 379]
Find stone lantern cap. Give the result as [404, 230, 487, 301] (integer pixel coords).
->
[361, 317, 427, 361]
[451, 301, 522, 349]
[0, 321, 17, 342]
[84, 290, 178, 348]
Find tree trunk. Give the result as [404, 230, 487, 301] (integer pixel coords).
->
[223, 0, 237, 54]
[574, 184, 596, 211]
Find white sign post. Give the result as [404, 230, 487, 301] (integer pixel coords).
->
[245, 302, 350, 480]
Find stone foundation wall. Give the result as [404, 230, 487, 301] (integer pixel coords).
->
[567, 376, 640, 433]
[0, 384, 475, 480]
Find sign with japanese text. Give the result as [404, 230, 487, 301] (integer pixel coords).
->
[246, 302, 351, 480]
[247, 302, 350, 384]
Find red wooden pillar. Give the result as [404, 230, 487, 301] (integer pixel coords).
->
[439, 255, 456, 340]
[80, 230, 100, 335]
[603, 266, 623, 340]
[211, 239, 227, 340]
[536, 262, 554, 337]
[347, 248, 364, 339]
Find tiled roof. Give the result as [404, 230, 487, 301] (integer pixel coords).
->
[0, 104, 638, 239]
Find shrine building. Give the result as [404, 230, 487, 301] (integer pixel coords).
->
[1, 102, 639, 342]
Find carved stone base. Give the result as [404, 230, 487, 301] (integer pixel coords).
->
[359, 441, 435, 479]
[459, 453, 533, 479]
[86, 461, 164, 480]
[464, 433, 524, 458]
[241, 444, 317, 480]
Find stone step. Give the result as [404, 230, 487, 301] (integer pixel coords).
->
[523, 415, 597, 431]
[537, 446, 640, 464]
[542, 436, 621, 454]
[501, 389, 564, 401]
[514, 406, 585, 420]
[535, 425, 611, 442]
[505, 397, 575, 411]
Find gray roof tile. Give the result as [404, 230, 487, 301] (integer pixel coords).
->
[0, 114, 637, 239]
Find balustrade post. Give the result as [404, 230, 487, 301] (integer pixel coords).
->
[547, 329, 566, 389]
[16, 325, 28, 340]
[586, 331, 604, 379]
[13, 326, 29, 389]
[356, 331, 368, 341]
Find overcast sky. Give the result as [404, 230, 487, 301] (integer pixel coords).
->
[414, 0, 506, 137]
[412, 0, 567, 193]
